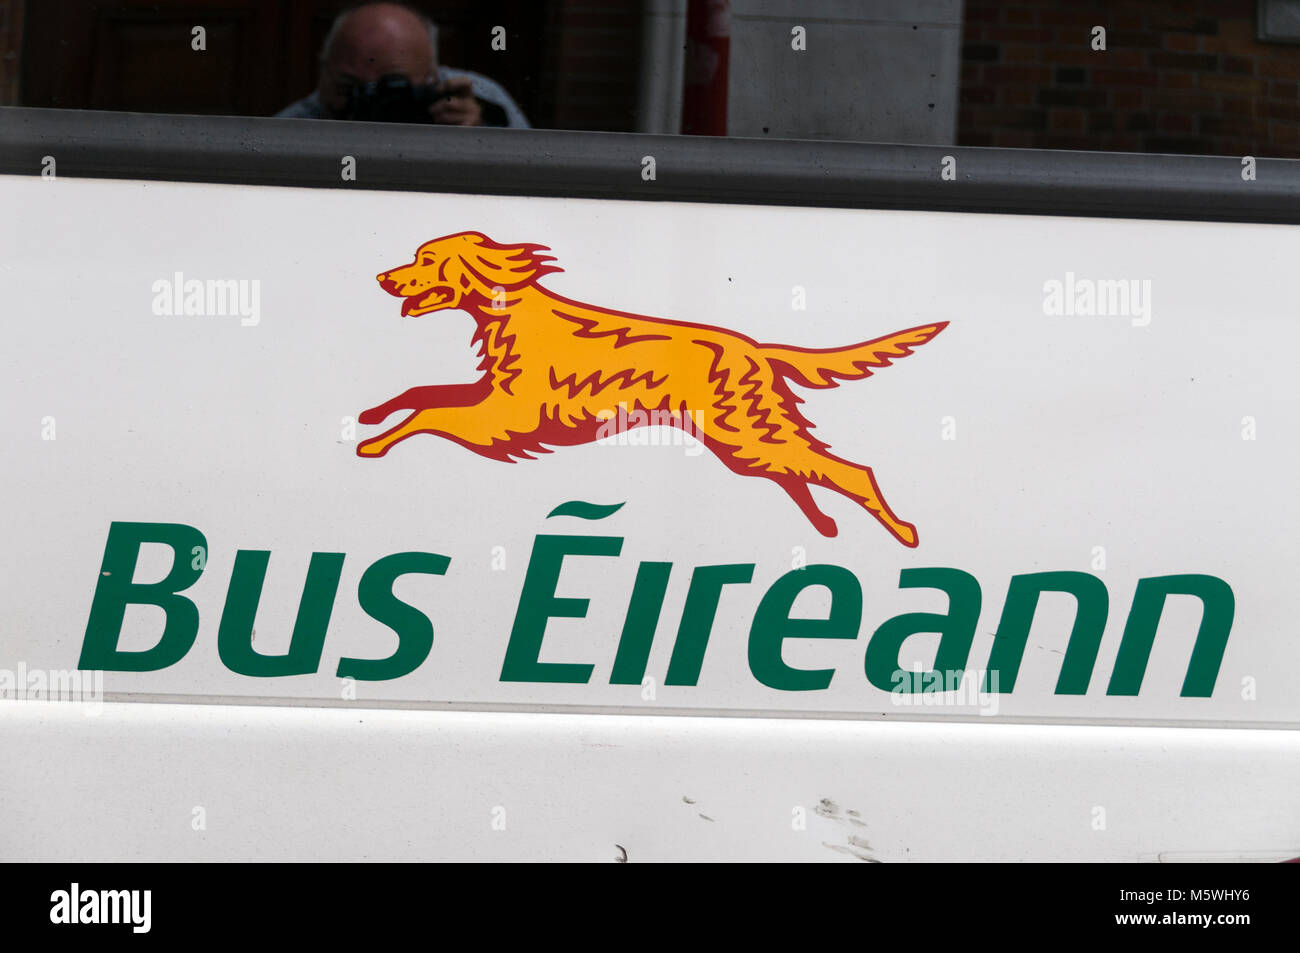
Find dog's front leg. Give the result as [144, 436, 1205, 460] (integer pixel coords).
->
[357, 400, 523, 458]
[359, 380, 492, 425]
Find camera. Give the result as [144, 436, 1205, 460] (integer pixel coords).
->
[339, 74, 449, 123]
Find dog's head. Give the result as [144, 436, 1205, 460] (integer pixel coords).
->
[376, 231, 561, 316]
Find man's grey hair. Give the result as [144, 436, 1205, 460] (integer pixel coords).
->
[321, 3, 439, 63]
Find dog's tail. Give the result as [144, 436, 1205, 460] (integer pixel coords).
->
[760, 322, 948, 389]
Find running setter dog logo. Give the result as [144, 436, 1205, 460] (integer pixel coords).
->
[358, 232, 947, 547]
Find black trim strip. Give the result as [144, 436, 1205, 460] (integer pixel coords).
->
[2, 106, 1298, 223]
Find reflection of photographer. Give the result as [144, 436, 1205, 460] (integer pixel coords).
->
[277, 2, 529, 128]
[341, 74, 451, 124]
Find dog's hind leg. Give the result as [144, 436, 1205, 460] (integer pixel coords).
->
[773, 477, 839, 539]
[810, 457, 918, 547]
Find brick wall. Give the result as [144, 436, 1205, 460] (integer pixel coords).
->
[0, 0, 23, 106]
[960, 0, 1300, 157]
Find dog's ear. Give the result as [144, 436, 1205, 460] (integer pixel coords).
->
[454, 234, 562, 296]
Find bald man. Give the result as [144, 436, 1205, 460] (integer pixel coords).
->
[277, 2, 529, 128]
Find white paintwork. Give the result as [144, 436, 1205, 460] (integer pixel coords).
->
[2, 701, 1296, 862]
[1, 172, 1296, 859]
